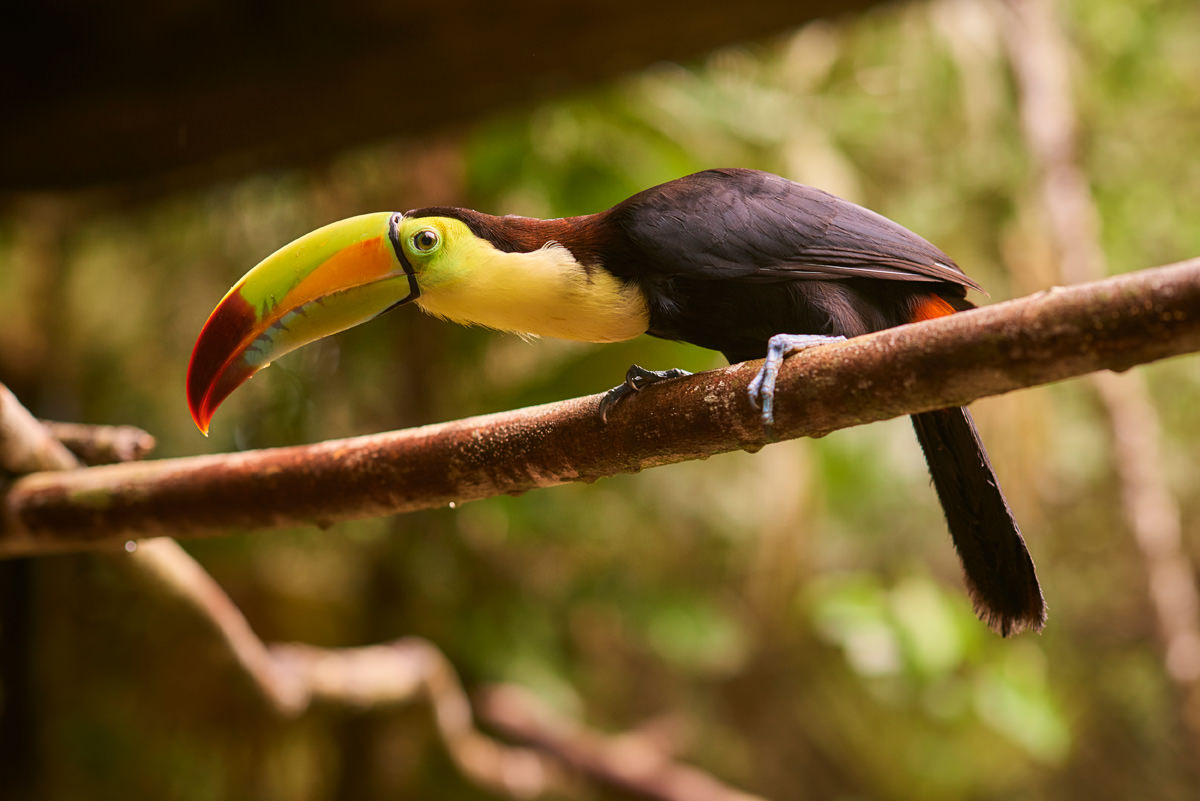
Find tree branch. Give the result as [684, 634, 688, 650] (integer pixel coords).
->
[478, 684, 764, 801]
[0, 385, 79, 475]
[2, 257, 1199, 557]
[39, 420, 156, 465]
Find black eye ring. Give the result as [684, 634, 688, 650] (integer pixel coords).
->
[412, 228, 440, 252]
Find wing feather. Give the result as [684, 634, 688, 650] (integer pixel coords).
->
[612, 168, 980, 292]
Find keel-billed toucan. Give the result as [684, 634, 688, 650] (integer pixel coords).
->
[187, 168, 1044, 635]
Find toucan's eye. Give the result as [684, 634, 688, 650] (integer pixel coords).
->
[412, 228, 440, 252]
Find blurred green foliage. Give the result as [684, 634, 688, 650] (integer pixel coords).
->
[2, 0, 1199, 799]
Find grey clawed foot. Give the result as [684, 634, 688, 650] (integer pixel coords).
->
[747, 334, 846, 430]
[599, 364, 693, 423]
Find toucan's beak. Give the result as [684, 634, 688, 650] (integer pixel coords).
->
[186, 211, 418, 434]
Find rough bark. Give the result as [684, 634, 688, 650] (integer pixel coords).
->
[2, 258, 1199, 557]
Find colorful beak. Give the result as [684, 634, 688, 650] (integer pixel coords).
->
[186, 212, 418, 434]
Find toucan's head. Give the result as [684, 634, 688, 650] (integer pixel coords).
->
[185, 211, 486, 434]
[187, 207, 646, 434]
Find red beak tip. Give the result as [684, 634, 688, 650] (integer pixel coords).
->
[188, 398, 213, 436]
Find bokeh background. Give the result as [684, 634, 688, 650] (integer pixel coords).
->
[3, 0, 1200, 798]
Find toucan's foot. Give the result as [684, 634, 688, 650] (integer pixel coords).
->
[599, 364, 693, 423]
[748, 334, 846, 430]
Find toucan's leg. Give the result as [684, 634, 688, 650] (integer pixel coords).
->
[748, 334, 846, 428]
[599, 364, 693, 423]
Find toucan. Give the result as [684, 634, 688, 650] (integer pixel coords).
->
[186, 167, 1044, 635]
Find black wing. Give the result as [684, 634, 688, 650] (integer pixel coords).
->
[610, 168, 979, 291]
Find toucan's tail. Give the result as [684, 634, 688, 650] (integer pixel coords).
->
[910, 407, 1045, 635]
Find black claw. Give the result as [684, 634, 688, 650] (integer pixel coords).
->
[598, 383, 635, 423]
[599, 364, 693, 423]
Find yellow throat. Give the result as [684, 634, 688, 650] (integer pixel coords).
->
[415, 240, 649, 343]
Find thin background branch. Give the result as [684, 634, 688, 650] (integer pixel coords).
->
[0, 383, 768, 801]
[38, 420, 157, 465]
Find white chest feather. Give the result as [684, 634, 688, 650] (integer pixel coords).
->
[415, 244, 649, 343]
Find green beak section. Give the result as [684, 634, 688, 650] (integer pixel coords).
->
[186, 212, 417, 434]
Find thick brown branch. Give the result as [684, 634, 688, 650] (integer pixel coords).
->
[2, 258, 1199, 557]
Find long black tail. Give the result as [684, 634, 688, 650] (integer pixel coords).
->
[910, 407, 1045, 635]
